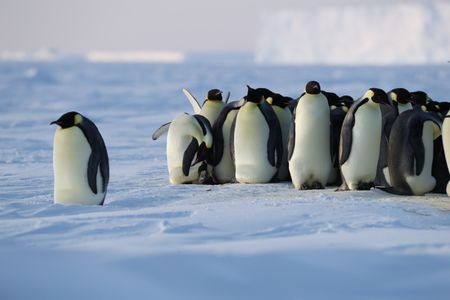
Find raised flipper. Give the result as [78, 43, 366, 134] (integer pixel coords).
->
[152, 122, 171, 140]
[225, 91, 230, 103]
[182, 88, 202, 114]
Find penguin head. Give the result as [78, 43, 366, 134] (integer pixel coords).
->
[305, 81, 321, 95]
[50, 111, 83, 128]
[267, 93, 292, 108]
[389, 88, 411, 104]
[322, 91, 339, 106]
[246, 85, 264, 104]
[340, 95, 354, 108]
[411, 91, 430, 106]
[206, 89, 223, 101]
[365, 88, 389, 106]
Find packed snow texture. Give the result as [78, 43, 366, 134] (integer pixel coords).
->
[255, 1, 450, 65]
[1, 61, 450, 299]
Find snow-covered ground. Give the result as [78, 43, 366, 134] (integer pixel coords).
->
[1, 61, 450, 299]
[256, 1, 450, 65]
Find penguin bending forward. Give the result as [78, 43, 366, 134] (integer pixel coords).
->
[339, 88, 389, 191]
[232, 86, 283, 183]
[288, 81, 332, 189]
[382, 107, 442, 195]
[152, 113, 213, 184]
[51, 112, 109, 205]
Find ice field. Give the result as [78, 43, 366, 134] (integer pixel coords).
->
[1, 60, 450, 299]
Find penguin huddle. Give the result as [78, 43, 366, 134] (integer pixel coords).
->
[154, 82, 450, 198]
[49, 82, 450, 206]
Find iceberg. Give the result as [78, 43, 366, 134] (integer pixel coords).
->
[85, 51, 185, 63]
[255, 1, 450, 65]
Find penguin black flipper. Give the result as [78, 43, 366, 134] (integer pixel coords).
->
[408, 116, 426, 176]
[229, 115, 238, 165]
[287, 106, 296, 161]
[193, 114, 212, 136]
[259, 101, 283, 168]
[152, 122, 171, 140]
[78, 118, 109, 195]
[432, 136, 450, 193]
[211, 100, 244, 166]
[409, 111, 442, 176]
[339, 99, 368, 165]
[182, 138, 199, 176]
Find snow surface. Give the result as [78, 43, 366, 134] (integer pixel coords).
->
[1, 61, 450, 299]
[256, 1, 450, 65]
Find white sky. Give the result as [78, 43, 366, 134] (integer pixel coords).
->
[0, 0, 435, 53]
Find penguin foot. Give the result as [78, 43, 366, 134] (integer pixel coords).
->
[300, 183, 310, 190]
[311, 181, 324, 189]
[356, 182, 373, 190]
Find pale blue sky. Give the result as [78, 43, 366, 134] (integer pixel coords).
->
[0, 0, 434, 53]
[0, 0, 306, 52]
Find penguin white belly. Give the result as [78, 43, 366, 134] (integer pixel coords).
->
[406, 121, 436, 195]
[53, 127, 104, 205]
[234, 103, 276, 183]
[289, 101, 331, 188]
[398, 103, 413, 114]
[341, 105, 381, 189]
[200, 102, 225, 125]
[443, 114, 450, 195]
[273, 106, 292, 181]
[214, 110, 238, 183]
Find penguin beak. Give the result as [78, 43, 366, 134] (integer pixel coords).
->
[50, 120, 61, 126]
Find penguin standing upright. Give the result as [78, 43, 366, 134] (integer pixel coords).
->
[376, 88, 412, 187]
[232, 86, 282, 184]
[339, 88, 389, 191]
[51, 112, 109, 205]
[182, 88, 229, 125]
[152, 113, 213, 184]
[288, 81, 332, 189]
[382, 107, 442, 195]
[266, 92, 293, 181]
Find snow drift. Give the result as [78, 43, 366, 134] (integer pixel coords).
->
[255, 1, 450, 65]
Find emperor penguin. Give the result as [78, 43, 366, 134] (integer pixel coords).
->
[266, 92, 293, 181]
[376, 88, 412, 187]
[210, 99, 245, 183]
[328, 101, 350, 186]
[382, 107, 442, 195]
[182, 88, 229, 125]
[51, 111, 109, 205]
[152, 113, 213, 184]
[232, 85, 283, 184]
[288, 81, 332, 189]
[339, 88, 389, 191]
